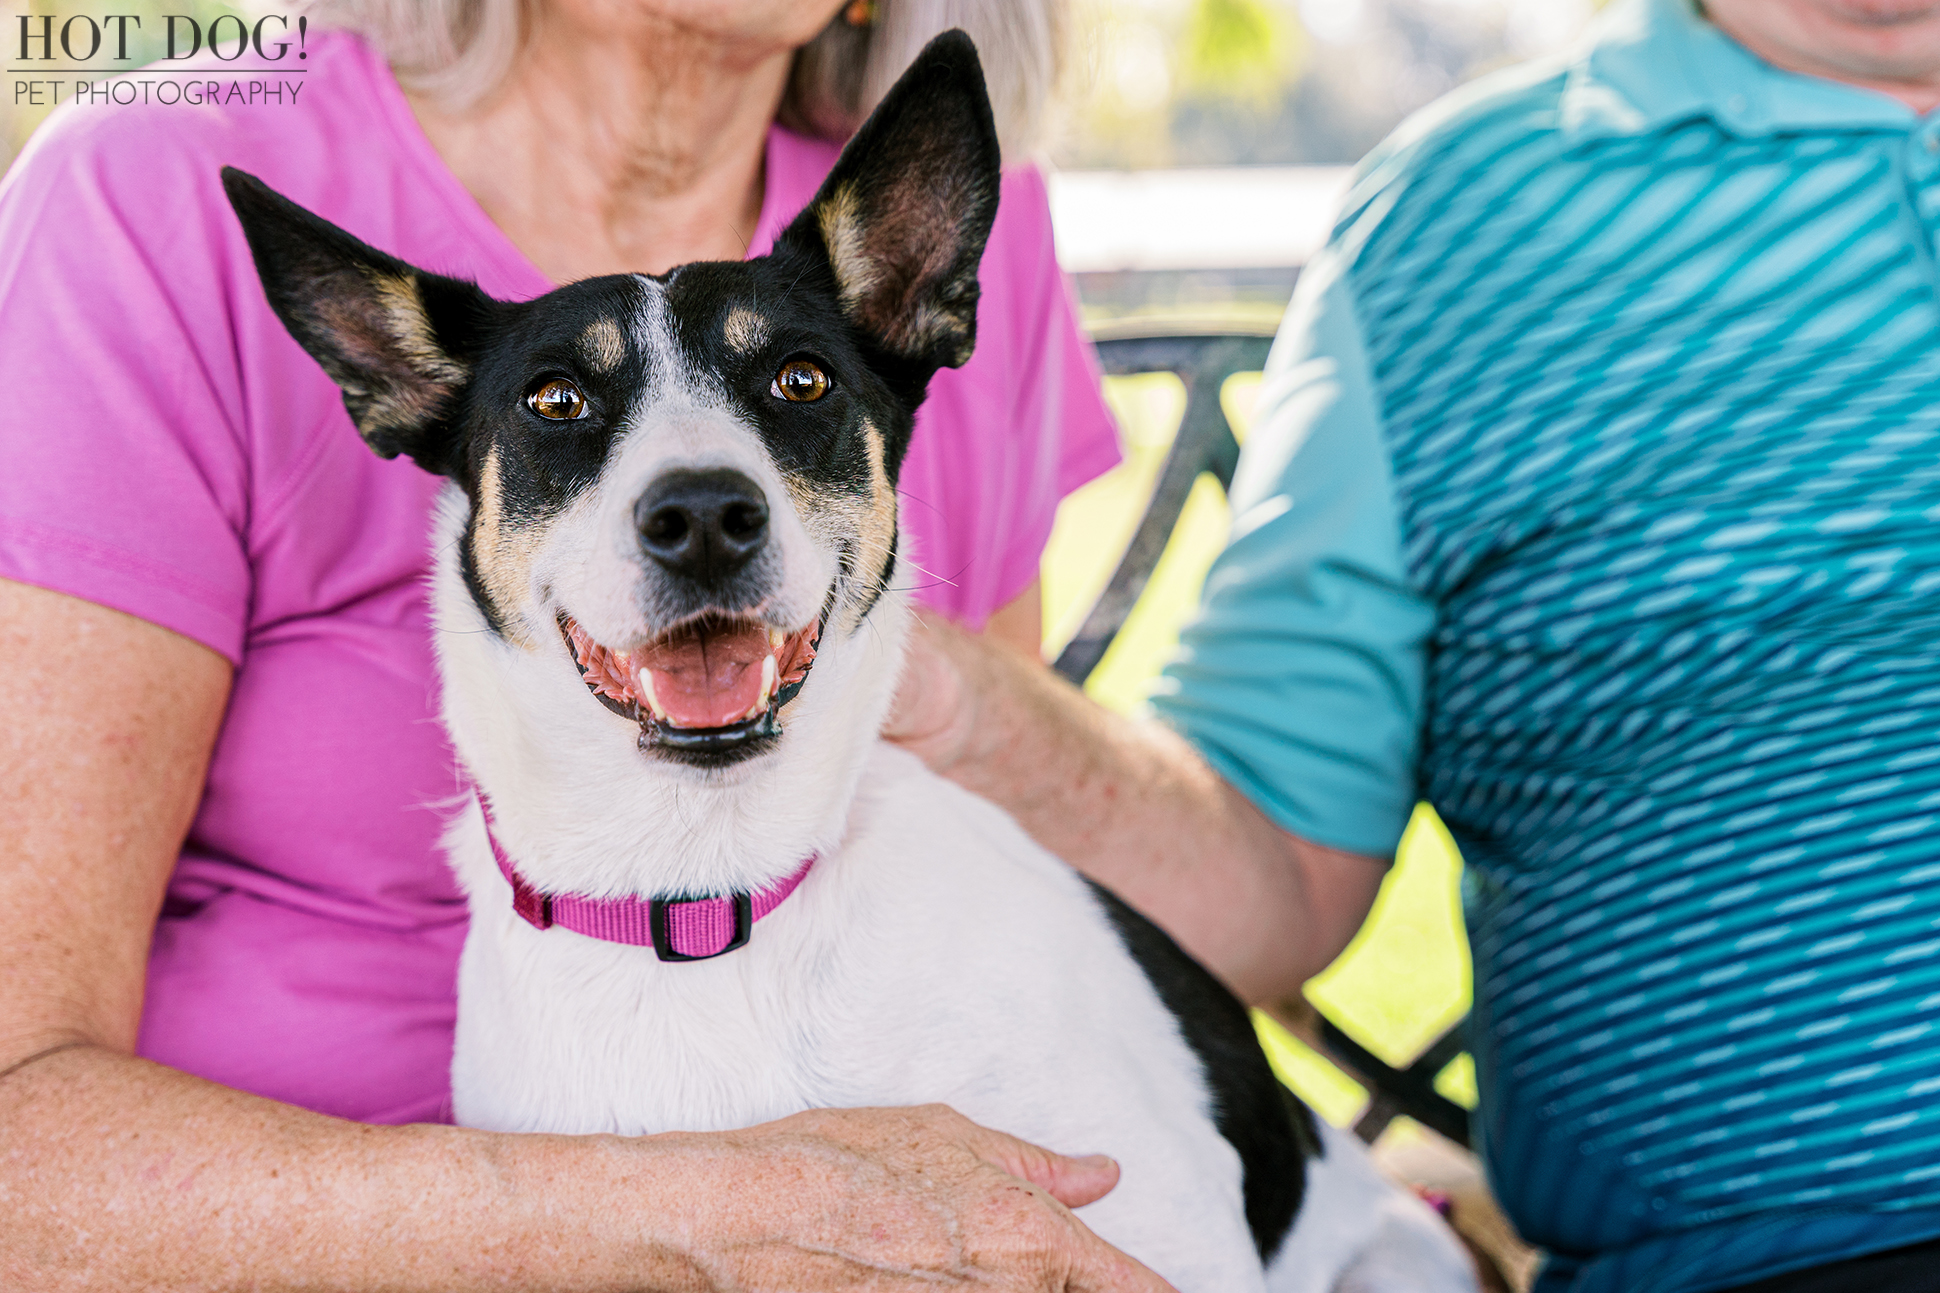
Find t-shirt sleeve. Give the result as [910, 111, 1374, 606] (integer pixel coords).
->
[990, 164, 1122, 611]
[0, 111, 253, 663]
[1051, 275, 1121, 500]
[1147, 249, 1433, 858]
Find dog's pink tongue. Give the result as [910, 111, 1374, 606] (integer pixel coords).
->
[637, 620, 772, 729]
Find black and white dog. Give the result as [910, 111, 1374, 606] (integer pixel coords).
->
[224, 33, 1472, 1292]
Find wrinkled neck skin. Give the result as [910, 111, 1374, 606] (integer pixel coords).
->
[405, 3, 839, 278]
[428, 486, 910, 902]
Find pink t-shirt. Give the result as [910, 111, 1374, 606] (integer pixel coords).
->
[0, 34, 1118, 1125]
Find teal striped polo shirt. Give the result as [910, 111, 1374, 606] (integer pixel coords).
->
[1150, 2, 1940, 1289]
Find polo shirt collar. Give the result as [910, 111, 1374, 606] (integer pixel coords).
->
[1561, 0, 1918, 142]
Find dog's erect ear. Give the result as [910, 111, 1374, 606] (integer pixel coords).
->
[777, 30, 1001, 377]
[222, 167, 497, 475]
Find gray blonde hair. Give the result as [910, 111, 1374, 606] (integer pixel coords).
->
[310, 0, 1065, 162]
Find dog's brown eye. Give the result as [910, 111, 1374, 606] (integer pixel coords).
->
[527, 378, 587, 421]
[773, 359, 830, 403]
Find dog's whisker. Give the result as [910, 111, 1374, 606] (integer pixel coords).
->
[849, 537, 954, 587]
[884, 554, 971, 590]
[893, 488, 947, 521]
[779, 262, 813, 303]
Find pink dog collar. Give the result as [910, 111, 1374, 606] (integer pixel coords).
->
[476, 794, 813, 961]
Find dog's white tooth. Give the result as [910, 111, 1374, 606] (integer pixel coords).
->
[744, 653, 779, 721]
[636, 668, 668, 721]
[769, 626, 785, 650]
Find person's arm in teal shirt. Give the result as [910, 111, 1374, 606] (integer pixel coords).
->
[1152, 248, 1432, 857]
[886, 248, 1434, 1000]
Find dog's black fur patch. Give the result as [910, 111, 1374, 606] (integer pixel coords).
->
[1086, 879, 1318, 1263]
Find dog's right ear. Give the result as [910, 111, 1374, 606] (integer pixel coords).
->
[222, 167, 498, 476]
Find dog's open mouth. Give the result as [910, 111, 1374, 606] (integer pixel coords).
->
[561, 614, 819, 762]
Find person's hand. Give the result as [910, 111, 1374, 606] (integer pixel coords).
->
[884, 613, 978, 771]
[671, 1103, 1179, 1291]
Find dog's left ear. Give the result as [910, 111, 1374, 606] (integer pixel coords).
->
[777, 29, 1002, 379]
[222, 167, 498, 476]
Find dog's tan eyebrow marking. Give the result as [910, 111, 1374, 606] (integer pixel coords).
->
[578, 317, 627, 373]
[722, 307, 771, 356]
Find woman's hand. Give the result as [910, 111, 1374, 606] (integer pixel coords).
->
[884, 612, 980, 772]
[662, 1104, 1177, 1290]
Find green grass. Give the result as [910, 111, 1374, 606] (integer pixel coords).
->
[1039, 369, 1475, 1127]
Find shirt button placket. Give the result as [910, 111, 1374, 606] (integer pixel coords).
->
[1905, 127, 1940, 267]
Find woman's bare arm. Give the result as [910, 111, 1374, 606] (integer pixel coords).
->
[0, 579, 1172, 1292]
[886, 612, 1387, 1005]
[0, 578, 228, 1072]
[982, 578, 1046, 658]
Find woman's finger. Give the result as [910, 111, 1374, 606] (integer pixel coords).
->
[944, 1114, 1182, 1290]
[962, 1123, 1122, 1210]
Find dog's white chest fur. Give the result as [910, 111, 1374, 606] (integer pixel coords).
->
[450, 743, 1265, 1291]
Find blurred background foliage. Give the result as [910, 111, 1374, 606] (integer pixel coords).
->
[1179, 0, 1300, 107]
[1058, 0, 1604, 168]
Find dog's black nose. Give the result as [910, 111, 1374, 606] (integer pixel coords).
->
[635, 468, 770, 583]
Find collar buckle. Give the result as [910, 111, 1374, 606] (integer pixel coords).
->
[650, 891, 754, 962]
